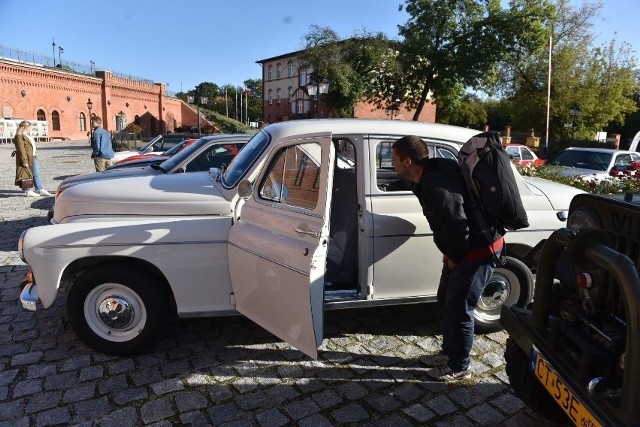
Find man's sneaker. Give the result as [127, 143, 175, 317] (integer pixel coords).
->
[426, 365, 472, 382]
[24, 189, 39, 197]
[38, 189, 52, 197]
[418, 350, 448, 367]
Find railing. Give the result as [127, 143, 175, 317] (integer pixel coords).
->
[0, 44, 152, 84]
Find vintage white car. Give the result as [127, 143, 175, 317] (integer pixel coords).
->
[19, 119, 583, 357]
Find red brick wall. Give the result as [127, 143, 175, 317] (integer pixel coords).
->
[0, 59, 188, 141]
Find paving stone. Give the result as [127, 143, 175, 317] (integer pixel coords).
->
[255, 407, 290, 427]
[331, 402, 369, 423]
[297, 413, 333, 427]
[78, 365, 103, 382]
[112, 386, 148, 405]
[99, 407, 139, 427]
[425, 395, 457, 416]
[207, 402, 240, 423]
[174, 390, 208, 413]
[0, 369, 18, 386]
[235, 389, 270, 411]
[150, 378, 184, 395]
[13, 379, 43, 398]
[62, 383, 95, 403]
[10, 351, 43, 366]
[26, 364, 56, 379]
[337, 381, 368, 400]
[140, 397, 173, 424]
[106, 358, 135, 375]
[179, 410, 210, 426]
[25, 391, 62, 413]
[311, 389, 342, 409]
[61, 354, 91, 371]
[98, 374, 128, 395]
[364, 392, 402, 413]
[34, 407, 70, 427]
[283, 397, 321, 420]
[43, 371, 77, 390]
[467, 403, 506, 425]
[403, 403, 436, 423]
[72, 396, 110, 420]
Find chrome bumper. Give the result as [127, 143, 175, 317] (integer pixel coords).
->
[20, 282, 39, 311]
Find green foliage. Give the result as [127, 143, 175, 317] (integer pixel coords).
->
[200, 107, 255, 134]
[517, 163, 640, 194]
[397, 0, 553, 120]
[124, 123, 143, 138]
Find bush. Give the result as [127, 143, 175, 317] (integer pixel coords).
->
[516, 164, 640, 194]
[125, 123, 143, 138]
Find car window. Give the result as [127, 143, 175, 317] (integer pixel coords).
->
[258, 143, 320, 210]
[548, 150, 612, 171]
[375, 139, 456, 192]
[184, 143, 245, 173]
[223, 131, 271, 187]
[521, 148, 535, 161]
[614, 154, 632, 167]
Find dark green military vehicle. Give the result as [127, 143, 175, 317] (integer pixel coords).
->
[501, 193, 640, 427]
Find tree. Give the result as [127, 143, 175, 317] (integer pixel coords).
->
[398, 0, 553, 121]
[495, 0, 639, 141]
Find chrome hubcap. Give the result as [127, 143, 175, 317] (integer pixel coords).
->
[479, 279, 509, 311]
[97, 296, 134, 330]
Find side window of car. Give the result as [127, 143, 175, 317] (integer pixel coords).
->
[375, 139, 440, 192]
[521, 148, 535, 161]
[259, 143, 321, 210]
[615, 154, 632, 167]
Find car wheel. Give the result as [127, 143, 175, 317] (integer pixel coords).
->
[505, 338, 567, 422]
[474, 256, 533, 333]
[67, 267, 169, 355]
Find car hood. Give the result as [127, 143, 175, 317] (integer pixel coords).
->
[55, 172, 231, 221]
[546, 165, 608, 180]
[59, 166, 163, 190]
[523, 176, 584, 210]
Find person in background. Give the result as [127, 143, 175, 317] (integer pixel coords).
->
[13, 120, 52, 197]
[90, 117, 115, 171]
[391, 135, 503, 382]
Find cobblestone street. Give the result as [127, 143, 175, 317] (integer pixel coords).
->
[0, 141, 562, 426]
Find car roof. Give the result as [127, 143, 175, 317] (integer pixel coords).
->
[562, 147, 633, 154]
[263, 119, 481, 145]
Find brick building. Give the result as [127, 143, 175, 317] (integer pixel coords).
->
[256, 50, 436, 123]
[0, 58, 210, 142]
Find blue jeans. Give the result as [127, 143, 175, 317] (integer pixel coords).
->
[32, 156, 44, 192]
[437, 253, 498, 371]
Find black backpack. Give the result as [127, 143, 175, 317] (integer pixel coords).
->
[458, 132, 529, 234]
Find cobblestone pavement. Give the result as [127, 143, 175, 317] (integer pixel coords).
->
[0, 141, 566, 426]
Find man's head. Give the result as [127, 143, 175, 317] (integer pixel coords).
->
[391, 135, 428, 182]
[91, 117, 102, 128]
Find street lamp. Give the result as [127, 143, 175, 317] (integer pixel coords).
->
[188, 93, 208, 134]
[86, 98, 93, 140]
[305, 73, 329, 118]
[569, 104, 581, 140]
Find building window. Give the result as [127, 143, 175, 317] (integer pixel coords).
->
[276, 63, 281, 79]
[52, 111, 60, 131]
[79, 112, 86, 131]
[288, 61, 294, 78]
[268, 89, 273, 105]
[37, 109, 46, 121]
[276, 88, 281, 104]
[134, 115, 140, 125]
[299, 69, 307, 87]
[268, 65, 273, 80]
[288, 86, 293, 99]
[296, 100, 304, 114]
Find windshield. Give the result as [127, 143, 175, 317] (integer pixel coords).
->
[162, 139, 190, 156]
[547, 150, 612, 171]
[222, 131, 271, 187]
[138, 135, 162, 153]
[158, 137, 210, 171]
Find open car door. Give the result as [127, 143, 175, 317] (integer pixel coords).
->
[228, 133, 335, 359]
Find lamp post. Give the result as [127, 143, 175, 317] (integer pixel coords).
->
[52, 40, 56, 67]
[305, 73, 329, 118]
[569, 104, 581, 140]
[86, 98, 93, 141]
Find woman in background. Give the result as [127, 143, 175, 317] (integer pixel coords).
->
[13, 121, 52, 197]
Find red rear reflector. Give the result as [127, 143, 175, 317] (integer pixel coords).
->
[575, 272, 592, 289]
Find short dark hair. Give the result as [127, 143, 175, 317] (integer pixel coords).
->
[392, 135, 428, 163]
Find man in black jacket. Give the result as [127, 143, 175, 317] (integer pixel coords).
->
[392, 135, 503, 382]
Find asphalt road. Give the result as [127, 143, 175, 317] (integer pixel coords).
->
[0, 141, 567, 426]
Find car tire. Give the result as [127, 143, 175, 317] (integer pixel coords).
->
[474, 256, 533, 333]
[504, 338, 568, 422]
[67, 266, 170, 355]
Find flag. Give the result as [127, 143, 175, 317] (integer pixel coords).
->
[244, 88, 252, 94]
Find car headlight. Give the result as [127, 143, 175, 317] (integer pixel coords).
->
[18, 229, 28, 262]
[567, 207, 601, 232]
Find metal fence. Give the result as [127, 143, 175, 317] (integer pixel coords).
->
[0, 44, 153, 84]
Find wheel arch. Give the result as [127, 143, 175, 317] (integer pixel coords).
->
[60, 256, 174, 302]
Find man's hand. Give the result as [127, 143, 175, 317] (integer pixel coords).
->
[443, 255, 456, 270]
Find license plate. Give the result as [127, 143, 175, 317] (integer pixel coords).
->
[533, 349, 602, 427]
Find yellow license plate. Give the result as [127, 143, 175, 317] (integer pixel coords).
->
[533, 350, 602, 427]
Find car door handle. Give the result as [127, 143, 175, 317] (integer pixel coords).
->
[295, 227, 319, 238]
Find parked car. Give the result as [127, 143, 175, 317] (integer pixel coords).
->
[545, 147, 640, 181]
[112, 133, 201, 163]
[19, 119, 583, 356]
[501, 193, 640, 426]
[108, 138, 198, 170]
[504, 144, 545, 167]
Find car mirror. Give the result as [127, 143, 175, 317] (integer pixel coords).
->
[209, 167, 222, 181]
[237, 179, 253, 199]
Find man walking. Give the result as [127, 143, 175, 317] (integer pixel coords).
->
[90, 117, 114, 171]
[391, 135, 503, 382]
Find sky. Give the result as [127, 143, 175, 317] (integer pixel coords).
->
[1, 0, 638, 94]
